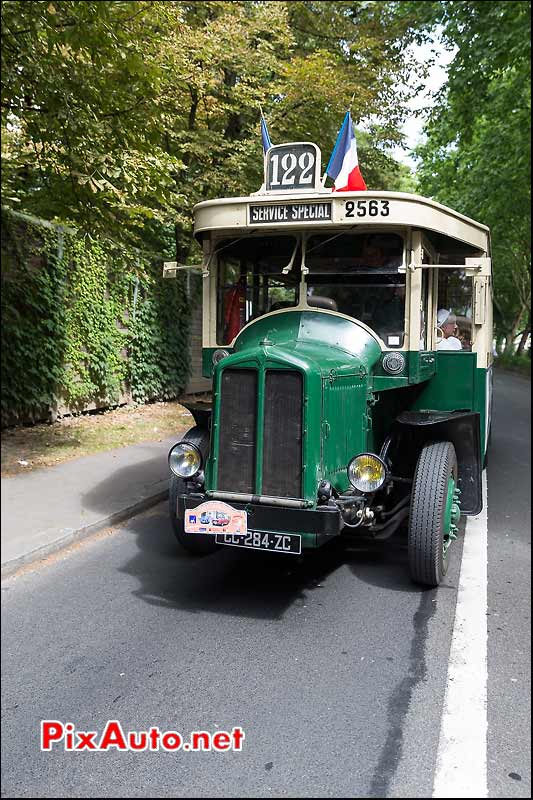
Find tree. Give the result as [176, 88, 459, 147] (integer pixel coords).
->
[2, 0, 425, 256]
[1, 1, 181, 249]
[412, 1, 531, 353]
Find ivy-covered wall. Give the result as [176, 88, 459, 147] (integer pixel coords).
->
[1, 208, 191, 426]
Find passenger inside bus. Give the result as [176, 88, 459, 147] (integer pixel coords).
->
[436, 308, 463, 350]
[437, 269, 473, 351]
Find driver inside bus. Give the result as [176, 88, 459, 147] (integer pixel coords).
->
[352, 235, 402, 269]
[357, 243, 385, 268]
[436, 308, 463, 350]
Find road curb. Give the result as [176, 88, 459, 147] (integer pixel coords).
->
[1, 488, 168, 579]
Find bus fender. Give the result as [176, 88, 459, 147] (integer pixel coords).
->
[390, 411, 482, 515]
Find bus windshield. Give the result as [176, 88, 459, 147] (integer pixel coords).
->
[216, 231, 406, 345]
[306, 232, 406, 344]
[217, 235, 300, 344]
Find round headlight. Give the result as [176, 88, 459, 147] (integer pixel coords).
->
[212, 349, 230, 365]
[348, 453, 387, 493]
[168, 442, 202, 478]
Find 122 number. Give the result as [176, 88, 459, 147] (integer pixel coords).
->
[270, 152, 315, 187]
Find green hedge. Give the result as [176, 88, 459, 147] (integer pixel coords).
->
[1, 208, 191, 426]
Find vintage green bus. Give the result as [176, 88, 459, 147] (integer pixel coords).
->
[166, 142, 492, 586]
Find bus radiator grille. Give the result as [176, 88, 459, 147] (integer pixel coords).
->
[217, 368, 258, 494]
[216, 368, 303, 499]
[262, 370, 303, 498]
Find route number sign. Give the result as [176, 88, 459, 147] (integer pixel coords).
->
[265, 143, 321, 193]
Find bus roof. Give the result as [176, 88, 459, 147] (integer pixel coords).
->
[193, 190, 490, 252]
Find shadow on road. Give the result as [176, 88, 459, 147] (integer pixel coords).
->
[81, 452, 169, 516]
[119, 506, 345, 619]
[118, 505, 441, 619]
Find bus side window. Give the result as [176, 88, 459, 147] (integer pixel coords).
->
[223, 276, 246, 343]
[437, 269, 473, 352]
[217, 259, 247, 344]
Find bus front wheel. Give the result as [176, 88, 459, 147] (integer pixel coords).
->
[408, 441, 459, 587]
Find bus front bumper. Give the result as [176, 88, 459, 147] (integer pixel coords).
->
[178, 494, 342, 549]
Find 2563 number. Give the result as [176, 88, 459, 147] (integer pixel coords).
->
[345, 199, 390, 218]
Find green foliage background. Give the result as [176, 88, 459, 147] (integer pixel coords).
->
[409, 0, 531, 353]
[1, 0, 530, 418]
[1, 0, 422, 253]
[1, 208, 191, 425]
[1, 0, 423, 424]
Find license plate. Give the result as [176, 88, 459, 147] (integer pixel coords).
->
[215, 531, 301, 555]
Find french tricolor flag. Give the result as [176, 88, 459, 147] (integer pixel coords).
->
[325, 111, 367, 192]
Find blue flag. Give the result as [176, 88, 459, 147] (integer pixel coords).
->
[261, 114, 272, 154]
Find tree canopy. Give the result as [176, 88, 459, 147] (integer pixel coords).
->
[1, 0, 421, 255]
[411, 0, 531, 351]
[2, 1, 529, 351]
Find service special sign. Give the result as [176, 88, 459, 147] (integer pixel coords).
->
[249, 201, 332, 225]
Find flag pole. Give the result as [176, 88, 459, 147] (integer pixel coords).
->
[258, 104, 269, 195]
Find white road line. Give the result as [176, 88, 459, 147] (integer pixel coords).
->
[433, 471, 488, 798]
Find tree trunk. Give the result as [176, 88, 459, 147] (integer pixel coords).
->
[222, 70, 242, 141]
[171, 90, 199, 262]
[503, 304, 528, 356]
[503, 334, 514, 355]
[516, 331, 530, 356]
[174, 223, 192, 265]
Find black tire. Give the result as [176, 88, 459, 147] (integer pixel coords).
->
[169, 474, 218, 555]
[408, 441, 458, 587]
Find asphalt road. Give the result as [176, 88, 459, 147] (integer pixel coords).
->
[1, 370, 530, 798]
[487, 371, 531, 797]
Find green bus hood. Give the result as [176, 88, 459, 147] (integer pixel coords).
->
[209, 311, 383, 499]
[231, 310, 382, 376]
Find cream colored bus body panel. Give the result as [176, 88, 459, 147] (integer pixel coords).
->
[194, 191, 490, 251]
[408, 230, 423, 353]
